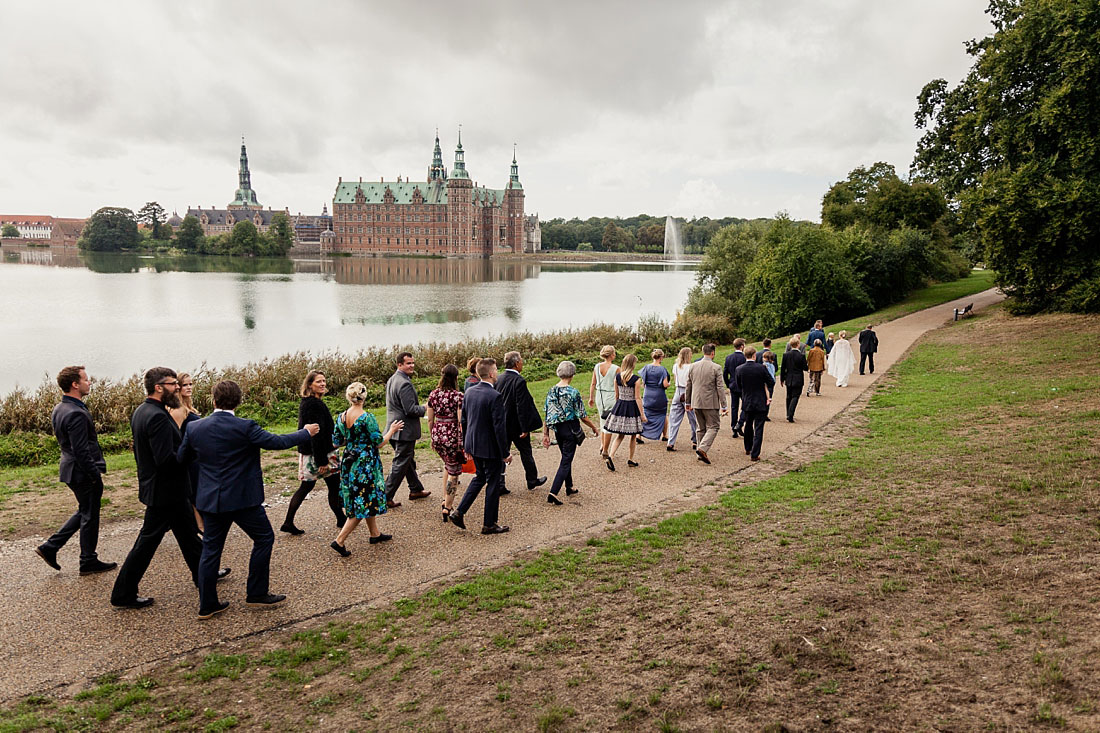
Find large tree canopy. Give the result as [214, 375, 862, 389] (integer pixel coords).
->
[78, 207, 140, 252]
[913, 0, 1100, 312]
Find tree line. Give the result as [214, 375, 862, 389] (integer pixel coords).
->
[540, 214, 747, 253]
[78, 203, 294, 258]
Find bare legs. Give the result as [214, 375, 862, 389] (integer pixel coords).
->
[442, 473, 460, 511]
[607, 434, 637, 462]
[600, 429, 613, 457]
[334, 516, 381, 547]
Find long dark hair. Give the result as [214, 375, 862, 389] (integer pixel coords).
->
[438, 364, 459, 391]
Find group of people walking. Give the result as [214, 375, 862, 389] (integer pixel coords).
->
[32, 322, 880, 618]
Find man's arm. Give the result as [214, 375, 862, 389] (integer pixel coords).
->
[147, 412, 181, 467]
[64, 411, 104, 477]
[490, 395, 510, 459]
[764, 369, 776, 398]
[399, 381, 427, 419]
[247, 421, 315, 451]
[177, 425, 196, 465]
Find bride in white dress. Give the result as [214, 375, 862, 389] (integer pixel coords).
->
[827, 330, 857, 387]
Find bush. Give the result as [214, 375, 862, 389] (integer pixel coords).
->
[671, 313, 736, 345]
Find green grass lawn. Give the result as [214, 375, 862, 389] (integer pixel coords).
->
[4, 299, 1096, 730]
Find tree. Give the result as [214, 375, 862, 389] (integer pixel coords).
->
[227, 220, 261, 256]
[912, 0, 1100, 312]
[78, 207, 140, 252]
[175, 215, 204, 251]
[686, 221, 767, 322]
[601, 222, 633, 252]
[153, 221, 174, 241]
[264, 212, 295, 256]
[737, 217, 871, 338]
[1, 223, 19, 238]
[137, 201, 167, 230]
[822, 162, 948, 232]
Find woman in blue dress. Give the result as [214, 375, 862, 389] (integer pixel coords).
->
[638, 349, 670, 442]
[330, 382, 405, 557]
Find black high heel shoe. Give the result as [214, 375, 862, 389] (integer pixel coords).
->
[627, 460, 639, 467]
[547, 493, 563, 506]
[441, 502, 450, 523]
[565, 487, 578, 496]
[606, 456, 615, 472]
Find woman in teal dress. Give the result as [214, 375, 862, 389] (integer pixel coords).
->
[330, 382, 404, 557]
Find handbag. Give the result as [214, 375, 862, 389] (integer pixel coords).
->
[573, 425, 586, 445]
[600, 406, 612, 420]
[460, 456, 477, 474]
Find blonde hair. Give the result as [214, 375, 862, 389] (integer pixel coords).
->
[620, 353, 637, 376]
[839, 330, 847, 339]
[600, 345, 616, 360]
[675, 347, 692, 368]
[177, 372, 199, 415]
[345, 381, 367, 405]
[651, 348, 664, 361]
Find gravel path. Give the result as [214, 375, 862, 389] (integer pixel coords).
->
[0, 288, 1004, 700]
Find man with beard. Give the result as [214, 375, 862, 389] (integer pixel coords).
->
[111, 367, 227, 609]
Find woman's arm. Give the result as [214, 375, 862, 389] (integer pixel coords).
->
[425, 405, 435, 431]
[588, 368, 597, 406]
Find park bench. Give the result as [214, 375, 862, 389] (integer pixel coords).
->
[953, 302, 974, 321]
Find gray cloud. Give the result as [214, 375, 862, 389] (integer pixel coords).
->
[0, 0, 993, 221]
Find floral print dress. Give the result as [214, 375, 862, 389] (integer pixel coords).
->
[427, 387, 465, 475]
[332, 411, 387, 519]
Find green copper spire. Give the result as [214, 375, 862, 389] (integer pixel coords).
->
[428, 129, 446, 181]
[229, 136, 261, 209]
[451, 126, 469, 180]
[509, 144, 522, 189]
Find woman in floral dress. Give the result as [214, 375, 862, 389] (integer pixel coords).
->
[426, 364, 465, 523]
[330, 382, 404, 557]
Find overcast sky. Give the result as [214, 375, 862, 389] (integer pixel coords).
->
[0, 1, 993, 223]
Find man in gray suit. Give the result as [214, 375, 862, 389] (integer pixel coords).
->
[384, 352, 431, 506]
[685, 343, 729, 465]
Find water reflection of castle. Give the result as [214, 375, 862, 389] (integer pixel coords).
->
[326, 256, 540, 285]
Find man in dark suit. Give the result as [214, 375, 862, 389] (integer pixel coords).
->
[111, 368, 227, 609]
[35, 365, 116, 576]
[779, 338, 808, 423]
[735, 346, 775, 461]
[858, 324, 879, 375]
[450, 359, 512, 535]
[383, 352, 430, 506]
[495, 351, 546, 491]
[722, 338, 747, 436]
[178, 380, 318, 619]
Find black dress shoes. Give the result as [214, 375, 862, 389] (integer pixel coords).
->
[217, 568, 231, 580]
[527, 476, 548, 490]
[34, 545, 60, 571]
[78, 560, 118, 576]
[499, 488, 512, 496]
[112, 597, 154, 610]
[369, 533, 393, 544]
[330, 541, 351, 557]
[246, 593, 286, 606]
[449, 511, 466, 530]
[547, 493, 563, 506]
[198, 601, 230, 619]
[481, 524, 510, 535]
[565, 487, 579, 496]
[787, 417, 795, 423]
[279, 523, 305, 535]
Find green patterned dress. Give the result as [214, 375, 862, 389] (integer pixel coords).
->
[333, 411, 388, 518]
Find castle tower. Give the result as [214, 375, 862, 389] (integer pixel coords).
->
[504, 146, 525, 253]
[446, 128, 475, 255]
[427, 130, 447, 182]
[228, 137, 262, 210]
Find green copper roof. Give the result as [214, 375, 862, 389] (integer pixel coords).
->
[332, 180, 510, 207]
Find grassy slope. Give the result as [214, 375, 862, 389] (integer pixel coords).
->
[0, 270, 996, 517]
[4, 300, 1097, 730]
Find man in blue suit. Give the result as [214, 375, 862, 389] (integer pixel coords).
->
[178, 380, 318, 619]
[450, 359, 512, 535]
[722, 339, 747, 437]
[735, 346, 775, 462]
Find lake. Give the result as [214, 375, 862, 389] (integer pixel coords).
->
[0, 247, 697, 393]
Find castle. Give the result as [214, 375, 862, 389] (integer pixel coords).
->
[328, 132, 538, 257]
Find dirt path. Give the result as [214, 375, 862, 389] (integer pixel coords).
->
[0, 289, 1004, 701]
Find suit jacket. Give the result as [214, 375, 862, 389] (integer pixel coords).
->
[806, 346, 827, 371]
[779, 348, 808, 388]
[685, 358, 728, 410]
[131, 398, 189, 507]
[462, 382, 509, 460]
[723, 351, 746, 391]
[385, 370, 425, 442]
[495, 369, 543, 438]
[51, 395, 105, 484]
[755, 348, 771, 364]
[808, 328, 827, 350]
[858, 329, 879, 354]
[735, 361, 775, 413]
[178, 411, 310, 513]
